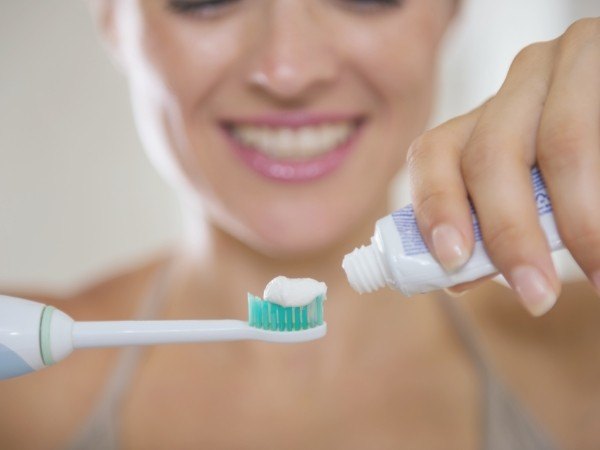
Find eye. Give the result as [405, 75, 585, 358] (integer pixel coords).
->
[339, 0, 404, 12]
[167, 0, 239, 17]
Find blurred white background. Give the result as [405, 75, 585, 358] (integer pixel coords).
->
[0, 0, 598, 294]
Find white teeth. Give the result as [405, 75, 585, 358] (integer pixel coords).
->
[231, 122, 355, 159]
[277, 129, 294, 157]
[297, 128, 313, 153]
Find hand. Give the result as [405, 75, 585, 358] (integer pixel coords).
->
[407, 18, 600, 316]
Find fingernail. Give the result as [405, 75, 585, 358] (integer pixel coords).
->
[431, 224, 469, 272]
[510, 265, 557, 316]
[444, 287, 467, 298]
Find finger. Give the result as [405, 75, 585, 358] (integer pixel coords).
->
[444, 274, 498, 297]
[461, 41, 561, 316]
[537, 19, 600, 294]
[407, 106, 484, 272]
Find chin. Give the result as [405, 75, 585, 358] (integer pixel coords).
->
[240, 211, 362, 260]
[260, 235, 338, 260]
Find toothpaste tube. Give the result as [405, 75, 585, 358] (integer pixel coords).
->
[342, 167, 563, 296]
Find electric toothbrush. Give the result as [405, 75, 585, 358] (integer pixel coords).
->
[0, 291, 326, 380]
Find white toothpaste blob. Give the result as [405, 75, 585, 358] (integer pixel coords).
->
[263, 276, 327, 307]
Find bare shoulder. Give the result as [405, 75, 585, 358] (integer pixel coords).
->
[0, 255, 168, 450]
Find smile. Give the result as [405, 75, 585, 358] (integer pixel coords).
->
[221, 114, 364, 182]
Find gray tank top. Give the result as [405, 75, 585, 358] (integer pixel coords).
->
[67, 266, 559, 450]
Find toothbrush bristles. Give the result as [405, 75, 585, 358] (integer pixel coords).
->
[247, 294, 324, 331]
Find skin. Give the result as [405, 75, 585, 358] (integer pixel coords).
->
[1, 1, 600, 448]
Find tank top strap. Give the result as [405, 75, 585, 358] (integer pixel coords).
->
[66, 258, 175, 450]
[436, 291, 559, 450]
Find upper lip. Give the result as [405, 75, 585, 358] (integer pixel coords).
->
[221, 112, 364, 129]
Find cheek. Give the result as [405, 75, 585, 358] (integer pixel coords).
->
[127, 8, 252, 193]
[139, 15, 241, 120]
[338, 7, 445, 131]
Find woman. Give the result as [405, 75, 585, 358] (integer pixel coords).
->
[1, 0, 599, 448]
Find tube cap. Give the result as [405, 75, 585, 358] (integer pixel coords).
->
[342, 244, 387, 294]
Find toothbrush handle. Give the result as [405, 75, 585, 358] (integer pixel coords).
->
[72, 320, 253, 348]
[0, 296, 47, 380]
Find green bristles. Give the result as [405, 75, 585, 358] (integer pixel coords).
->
[247, 293, 325, 331]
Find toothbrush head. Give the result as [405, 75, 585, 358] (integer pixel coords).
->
[247, 294, 325, 332]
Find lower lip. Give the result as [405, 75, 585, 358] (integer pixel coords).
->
[221, 124, 363, 182]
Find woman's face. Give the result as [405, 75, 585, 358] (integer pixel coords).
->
[107, 0, 454, 257]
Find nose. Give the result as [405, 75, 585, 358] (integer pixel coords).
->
[246, 2, 340, 101]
